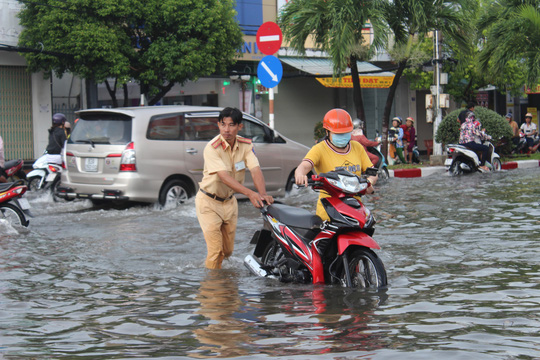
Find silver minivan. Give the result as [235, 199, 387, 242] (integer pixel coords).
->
[57, 106, 309, 206]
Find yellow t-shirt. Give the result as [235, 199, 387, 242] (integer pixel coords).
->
[304, 139, 373, 221]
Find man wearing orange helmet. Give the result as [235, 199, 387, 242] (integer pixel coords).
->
[294, 108, 378, 221]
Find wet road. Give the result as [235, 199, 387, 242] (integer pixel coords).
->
[1, 168, 540, 359]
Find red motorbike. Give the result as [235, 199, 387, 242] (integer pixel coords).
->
[0, 180, 31, 228]
[244, 169, 387, 289]
[1, 159, 27, 182]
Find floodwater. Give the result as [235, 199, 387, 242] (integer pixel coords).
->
[1, 168, 540, 359]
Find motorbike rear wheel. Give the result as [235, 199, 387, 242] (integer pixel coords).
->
[27, 176, 43, 192]
[261, 240, 287, 275]
[449, 160, 463, 176]
[378, 167, 390, 181]
[340, 248, 387, 288]
[0, 203, 29, 228]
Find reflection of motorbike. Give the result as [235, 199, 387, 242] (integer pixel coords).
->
[0, 159, 27, 183]
[0, 180, 31, 228]
[26, 153, 67, 201]
[445, 141, 502, 176]
[244, 169, 387, 289]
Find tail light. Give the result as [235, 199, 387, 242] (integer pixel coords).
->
[48, 164, 59, 172]
[120, 142, 137, 172]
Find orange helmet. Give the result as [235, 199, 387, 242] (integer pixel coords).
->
[323, 109, 353, 133]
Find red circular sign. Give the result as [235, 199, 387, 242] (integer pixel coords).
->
[256, 22, 283, 55]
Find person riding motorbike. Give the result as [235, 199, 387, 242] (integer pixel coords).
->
[459, 111, 491, 172]
[46, 113, 67, 165]
[294, 108, 378, 221]
[350, 119, 381, 165]
[520, 113, 539, 153]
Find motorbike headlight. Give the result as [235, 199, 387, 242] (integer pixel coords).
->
[327, 174, 367, 194]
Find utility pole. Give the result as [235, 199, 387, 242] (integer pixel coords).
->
[433, 30, 443, 156]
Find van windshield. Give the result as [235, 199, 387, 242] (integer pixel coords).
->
[69, 113, 132, 145]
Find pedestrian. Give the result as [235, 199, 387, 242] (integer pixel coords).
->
[196, 107, 274, 270]
[404, 117, 416, 163]
[350, 119, 381, 166]
[389, 117, 406, 164]
[458, 101, 475, 125]
[505, 113, 520, 146]
[520, 113, 538, 153]
[64, 121, 72, 138]
[294, 108, 378, 221]
[46, 113, 67, 165]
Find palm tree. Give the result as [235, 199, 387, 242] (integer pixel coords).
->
[479, 0, 540, 88]
[279, 0, 387, 127]
[380, 0, 473, 158]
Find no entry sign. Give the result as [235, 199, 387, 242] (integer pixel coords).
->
[256, 22, 283, 55]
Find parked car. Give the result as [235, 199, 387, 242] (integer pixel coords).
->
[57, 106, 309, 206]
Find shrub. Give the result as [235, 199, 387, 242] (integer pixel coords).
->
[314, 120, 325, 141]
[435, 106, 514, 154]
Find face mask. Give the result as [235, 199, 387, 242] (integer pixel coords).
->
[330, 132, 351, 148]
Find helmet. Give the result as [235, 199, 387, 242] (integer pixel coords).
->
[505, 113, 513, 119]
[392, 116, 402, 125]
[352, 118, 364, 129]
[52, 113, 67, 125]
[525, 112, 533, 118]
[323, 109, 353, 133]
[406, 116, 415, 123]
[64, 121, 71, 129]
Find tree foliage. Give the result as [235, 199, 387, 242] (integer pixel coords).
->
[17, 0, 243, 106]
[279, 0, 387, 128]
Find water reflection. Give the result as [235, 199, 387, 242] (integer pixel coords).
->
[193, 270, 250, 358]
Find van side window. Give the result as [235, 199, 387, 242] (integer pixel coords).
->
[239, 119, 269, 143]
[184, 117, 219, 141]
[147, 114, 183, 140]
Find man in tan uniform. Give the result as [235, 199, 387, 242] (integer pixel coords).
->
[196, 107, 274, 269]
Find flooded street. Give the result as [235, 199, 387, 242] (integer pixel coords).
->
[1, 169, 540, 359]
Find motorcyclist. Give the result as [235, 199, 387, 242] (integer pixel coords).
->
[458, 111, 491, 172]
[520, 113, 539, 153]
[295, 108, 378, 221]
[350, 119, 381, 166]
[46, 113, 67, 165]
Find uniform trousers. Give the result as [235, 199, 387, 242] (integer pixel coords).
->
[195, 191, 238, 269]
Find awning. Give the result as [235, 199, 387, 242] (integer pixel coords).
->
[280, 56, 395, 88]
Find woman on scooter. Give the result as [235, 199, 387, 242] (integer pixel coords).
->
[520, 113, 539, 153]
[459, 111, 491, 172]
[46, 113, 67, 165]
[294, 109, 378, 221]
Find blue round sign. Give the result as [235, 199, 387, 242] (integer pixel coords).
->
[257, 55, 283, 89]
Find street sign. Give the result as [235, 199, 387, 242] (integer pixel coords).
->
[256, 22, 283, 55]
[257, 55, 283, 89]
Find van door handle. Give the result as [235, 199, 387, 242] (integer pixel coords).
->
[186, 148, 198, 154]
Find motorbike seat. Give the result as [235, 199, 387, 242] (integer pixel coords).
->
[267, 203, 323, 229]
[3, 159, 21, 169]
[0, 181, 21, 193]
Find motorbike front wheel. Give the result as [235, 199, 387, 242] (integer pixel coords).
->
[340, 248, 387, 288]
[491, 158, 502, 171]
[0, 203, 29, 228]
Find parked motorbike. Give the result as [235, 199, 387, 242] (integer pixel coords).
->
[445, 141, 502, 176]
[369, 131, 390, 181]
[26, 153, 69, 202]
[0, 159, 27, 182]
[0, 180, 31, 228]
[244, 169, 387, 289]
[513, 133, 540, 154]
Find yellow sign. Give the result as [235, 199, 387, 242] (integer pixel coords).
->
[316, 75, 395, 88]
[525, 85, 540, 94]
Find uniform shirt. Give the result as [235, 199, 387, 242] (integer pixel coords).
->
[199, 134, 260, 199]
[509, 120, 519, 138]
[520, 122, 537, 137]
[304, 140, 373, 221]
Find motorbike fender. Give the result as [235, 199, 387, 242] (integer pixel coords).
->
[337, 232, 380, 255]
[27, 169, 47, 179]
[252, 229, 274, 258]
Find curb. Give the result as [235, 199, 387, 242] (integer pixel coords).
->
[389, 160, 540, 178]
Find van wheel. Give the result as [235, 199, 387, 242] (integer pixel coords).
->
[159, 179, 191, 207]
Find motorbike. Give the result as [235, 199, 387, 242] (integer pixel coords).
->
[0, 159, 27, 182]
[0, 180, 31, 228]
[368, 131, 390, 181]
[26, 153, 69, 202]
[445, 140, 502, 176]
[244, 168, 387, 289]
[513, 133, 540, 154]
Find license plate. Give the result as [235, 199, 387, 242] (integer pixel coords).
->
[18, 198, 31, 210]
[84, 158, 98, 172]
[46, 173, 57, 182]
[444, 158, 453, 166]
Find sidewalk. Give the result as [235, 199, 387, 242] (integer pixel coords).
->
[389, 159, 540, 178]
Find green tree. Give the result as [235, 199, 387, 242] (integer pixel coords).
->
[479, 0, 540, 89]
[379, 0, 473, 157]
[279, 0, 387, 128]
[18, 0, 243, 107]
